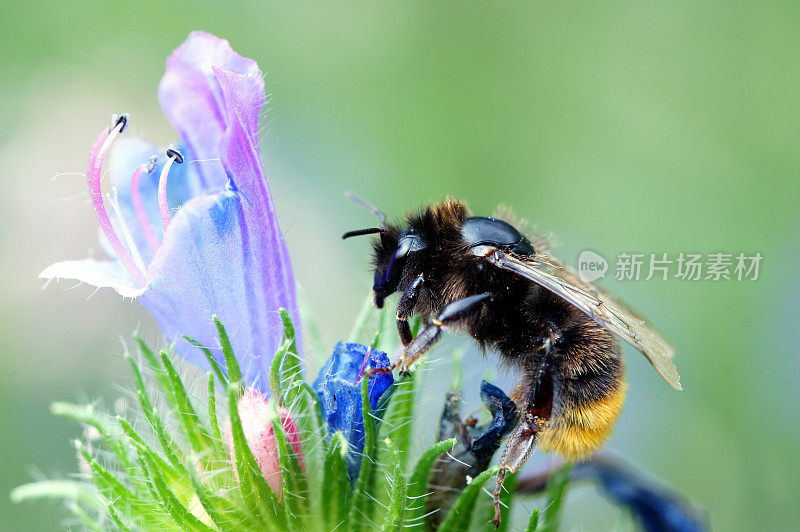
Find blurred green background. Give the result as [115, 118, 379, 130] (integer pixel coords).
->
[2, 2, 798, 530]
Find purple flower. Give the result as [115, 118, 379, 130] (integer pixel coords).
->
[518, 456, 708, 532]
[572, 457, 708, 532]
[425, 381, 519, 528]
[40, 32, 301, 392]
[312, 342, 394, 478]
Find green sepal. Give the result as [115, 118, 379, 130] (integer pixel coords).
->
[184, 335, 229, 388]
[10, 480, 100, 509]
[49, 402, 132, 472]
[526, 508, 541, 532]
[379, 370, 417, 469]
[108, 502, 134, 532]
[67, 502, 103, 532]
[404, 437, 458, 525]
[269, 338, 292, 405]
[160, 350, 213, 454]
[323, 432, 351, 531]
[73, 440, 136, 504]
[278, 308, 306, 409]
[374, 371, 417, 512]
[117, 416, 179, 483]
[273, 309, 326, 525]
[133, 333, 174, 404]
[124, 351, 184, 473]
[144, 398, 185, 474]
[437, 465, 502, 532]
[540, 462, 571, 532]
[214, 316, 243, 395]
[348, 374, 379, 532]
[381, 438, 407, 532]
[269, 401, 309, 530]
[207, 373, 223, 444]
[185, 453, 249, 530]
[141, 452, 215, 532]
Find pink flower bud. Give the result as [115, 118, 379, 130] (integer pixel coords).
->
[224, 389, 303, 498]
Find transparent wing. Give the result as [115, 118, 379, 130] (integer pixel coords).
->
[490, 251, 681, 390]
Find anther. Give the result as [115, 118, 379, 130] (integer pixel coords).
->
[165, 146, 184, 164]
[158, 146, 184, 231]
[145, 155, 158, 174]
[111, 113, 129, 134]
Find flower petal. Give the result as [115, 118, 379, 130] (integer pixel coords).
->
[40, 258, 143, 298]
[140, 190, 293, 392]
[158, 31, 257, 192]
[470, 380, 519, 457]
[211, 60, 303, 356]
[313, 342, 394, 479]
[224, 389, 303, 499]
[143, 32, 300, 389]
[572, 457, 708, 532]
[43, 31, 301, 394]
[424, 380, 519, 528]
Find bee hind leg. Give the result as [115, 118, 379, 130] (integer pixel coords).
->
[491, 413, 546, 527]
[398, 292, 492, 374]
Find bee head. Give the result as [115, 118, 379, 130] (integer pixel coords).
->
[369, 227, 426, 308]
[342, 192, 427, 307]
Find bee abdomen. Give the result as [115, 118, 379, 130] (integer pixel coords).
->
[538, 381, 627, 460]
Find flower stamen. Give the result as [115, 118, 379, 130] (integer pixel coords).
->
[130, 157, 161, 254]
[107, 187, 147, 274]
[158, 146, 184, 231]
[87, 115, 147, 288]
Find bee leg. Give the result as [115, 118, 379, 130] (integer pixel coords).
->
[491, 413, 546, 527]
[398, 292, 492, 374]
[396, 275, 425, 346]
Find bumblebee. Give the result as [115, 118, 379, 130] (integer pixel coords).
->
[343, 195, 681, 526]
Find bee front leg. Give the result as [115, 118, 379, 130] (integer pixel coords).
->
[491, 413, 547, 527]
[398, 292, 492, 374]
[396, 274, 425, 346]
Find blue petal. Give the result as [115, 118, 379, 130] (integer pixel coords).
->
[470, 380, 519, 456]
[313, 341, 394, 479]
[140, 189, 292, 393]
[40, 258, 142, 298]
[576, 458, 708, 532]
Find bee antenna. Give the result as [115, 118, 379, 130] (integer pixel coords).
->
[342, 227, 385, 240]
[344, 191, 387, 228]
